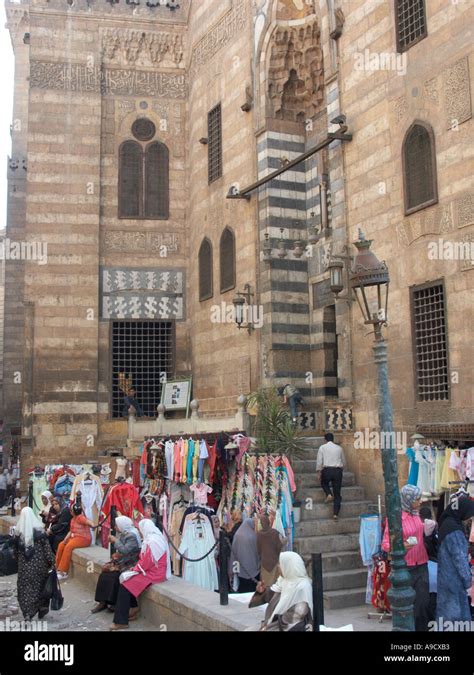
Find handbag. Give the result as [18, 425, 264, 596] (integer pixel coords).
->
[51, 573, 64, 611]
[41, 569, 64, 611]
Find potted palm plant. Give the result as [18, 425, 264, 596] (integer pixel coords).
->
[246, 387, 305, 459]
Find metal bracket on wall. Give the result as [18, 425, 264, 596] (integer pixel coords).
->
[226, 130, 353, 201]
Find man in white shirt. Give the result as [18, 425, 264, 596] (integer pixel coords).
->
[316, 433, 346, 521]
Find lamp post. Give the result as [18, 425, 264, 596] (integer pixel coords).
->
[232, 284, 254, 334]
[333, 230, 415, 631]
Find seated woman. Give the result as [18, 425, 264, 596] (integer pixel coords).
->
[92, 516, 141, 614]
[56, 503, 94, 580]
[110, 518, 171, 631]
[46, 497, 72, 553]
[39, 491, 53, 526]
[250, 551, 313, 631]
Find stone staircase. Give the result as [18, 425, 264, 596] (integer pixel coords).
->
[293, 437, 370, 610]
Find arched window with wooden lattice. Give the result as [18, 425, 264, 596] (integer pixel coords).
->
[145, 142, 169, 219]
[219, 227, 236, 293]
[199, 238, 213, 302]
[118, 120, 169, 219]
[402, 121, 438, 215]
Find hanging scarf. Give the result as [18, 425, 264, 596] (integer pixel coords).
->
[438, 497, 474, 544]
[400, 484, 422, 515]
[138, 518, 172, 579]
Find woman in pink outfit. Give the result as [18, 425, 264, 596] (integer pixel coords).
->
[110, 518, 171, 631]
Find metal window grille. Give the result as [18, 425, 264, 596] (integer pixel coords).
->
[404, 124, 437, 212]
[199, 239, 213, 301]
[111, 321, 174, 419]
[395, 0, 427, 52]
[208, 103, 223, 184]
[220, 227, 236, 293]
[411, 283, 449, 402]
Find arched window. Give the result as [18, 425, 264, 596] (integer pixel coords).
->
[402, 121, 438, 215]
[199, 238, 213, 301]
[118, 121, 169, 219]
[219, 227, 236, 293]
[145, 142, 169, 219]
[119, 141, 142, 218]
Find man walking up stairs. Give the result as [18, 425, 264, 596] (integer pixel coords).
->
[293, 436, 372, 610]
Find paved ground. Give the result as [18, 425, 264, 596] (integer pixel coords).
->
[1, 575, 392, 632]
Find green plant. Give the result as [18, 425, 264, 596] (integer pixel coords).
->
[247, 386, 305, 458]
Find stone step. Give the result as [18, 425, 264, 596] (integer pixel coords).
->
[294, 532, 360, 555]
[299, 500, 371, 521]
[296, 471, 356, 488]
[292, 459, 319, 473]
[296, 436, 325, 447]
[295, 485, 366, 503]
[322, 568, 368, 592]
[323, 587, 367, 610]
[295, 516, 360, 538]
[303, 551, 363, 573]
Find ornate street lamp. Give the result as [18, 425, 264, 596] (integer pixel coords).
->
[327, 230, 415, 629]
[232, 284, 254, 335]
[348, 230, 415, 632]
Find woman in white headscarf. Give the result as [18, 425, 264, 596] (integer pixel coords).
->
[13, 507, 55, 620]
[250, 551, 313, 631]
[91, 516, 142, 614]
[110, 518, 171, 631]
[39, 490, 53, 525]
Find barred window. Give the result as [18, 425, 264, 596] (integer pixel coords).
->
[118, 125, 169, 219]
[395, 0, 427, 52]
[403, 121, 438, 215]
[410, 282, 449, 402]
[208, 103, 223, 184]
[199, 238, 213, 301]
[111, 321, 174, 419]
[220, 227, 236, 293]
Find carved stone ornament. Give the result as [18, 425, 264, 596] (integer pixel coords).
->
[330, 8, 345, 40]
[102, 28, 185, 68]
[103, 231, 180, 254]
[443, 57, 472, 129]
[29, 61, 187, 99]
[189, 0, 248, 79]
[268, 18, 324, 122]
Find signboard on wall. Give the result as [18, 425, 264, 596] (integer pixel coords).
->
[160, 377, 192, 417]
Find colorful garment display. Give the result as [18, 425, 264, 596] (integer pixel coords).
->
[179, 513, 218, 591]
[371, 554, 391, 612]
[102, 482, 144, 519]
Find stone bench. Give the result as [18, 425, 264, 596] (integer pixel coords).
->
[0, 515, 261, 632]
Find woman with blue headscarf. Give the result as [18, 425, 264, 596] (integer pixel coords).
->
[382, 484, 430, 631]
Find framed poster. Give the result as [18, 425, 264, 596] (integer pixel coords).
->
[160, 377, 192, 418]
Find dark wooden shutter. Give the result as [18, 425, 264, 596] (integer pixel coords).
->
[119, 141, 142, 218]
[404, 123, 437, 214]
[395, 0, 427, 52]
[208, 103, 222, 184]
[220, 227, 236, 293]
[199, 239, 213, 301]
[145, 142, 169, 219]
